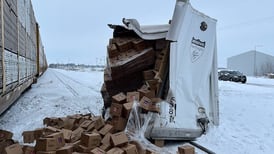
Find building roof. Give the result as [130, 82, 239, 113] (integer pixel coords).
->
[228, 50, 274, 60]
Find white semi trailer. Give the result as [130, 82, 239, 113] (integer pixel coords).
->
[102, 0, 219, 153]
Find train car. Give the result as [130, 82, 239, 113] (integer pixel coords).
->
[0, 0, 47, 114]
[36, 23, 47, 77]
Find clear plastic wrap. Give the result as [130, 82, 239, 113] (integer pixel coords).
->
[125, 101, 172, 154]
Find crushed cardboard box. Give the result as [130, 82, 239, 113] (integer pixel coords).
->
[0, 130, 13, 142]
[178, 145, 195, 154]
[5, 143, 23, 154]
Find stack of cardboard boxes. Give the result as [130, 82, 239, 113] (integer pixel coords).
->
[102, 37, 156, 103]
[108, 89, 161, 131]
[101, 35, 169, 109]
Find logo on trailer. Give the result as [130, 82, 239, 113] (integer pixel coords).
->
[191, 37, 206, 48]
[191, 37, 206, 63]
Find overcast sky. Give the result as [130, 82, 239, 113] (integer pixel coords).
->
[32, 0, 274, 67]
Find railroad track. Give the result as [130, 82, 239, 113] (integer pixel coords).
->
[51, 70, 80, 97]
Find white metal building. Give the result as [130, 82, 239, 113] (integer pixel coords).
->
[227, 50, 274, 76]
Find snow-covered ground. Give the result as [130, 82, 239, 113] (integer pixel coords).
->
[1, 68, 274, 154]
[0, 68, 104, 140]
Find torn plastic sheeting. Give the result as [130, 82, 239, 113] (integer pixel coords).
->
[125, 101, 172, 154]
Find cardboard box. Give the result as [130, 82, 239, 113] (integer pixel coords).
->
[91, 147, 106, 154]
[110, 103, 123, 117]
[106, 147, 124, 154]
[56, 145, 73, 154]
[86, 123, 95, 132]
[99, 124, 114, 136]
[139, 96, 152, 111]
[34, 128, 45, 139]
[22, 131, 35, 143]
[80, 133, 101, 148]
[61, 129, 73, 142]
[151, 98, 162, 103]
[126, 92, 139, 102]
[111, 132, 128, 147]
[112, 92, 126, 104]
[63, 118, 76, 130]
[5, 144, 23, 154]
[57, 118, 66, 129]
[107, 44, 119, 58]
[71, 140, 81, 152]
[154, 140, 164, 147]
[70, 127, 84, 142]
[0, 130, 13, 141]
[92, 116, 105, 130]
[0, 139, 14, 154]
[143, 70, 156, 80]
[111, 117, 127, 131]
[35, 138, 57, 152]
[178, 145, 195, 154]
[43, 117, 64, 129]
[129, 141, 145, 154]
[138, 89, 155, 99]
[115, 38, 132, 52]
[36, 151, 56, 154]
[45, 126, 62, 132]
[122, 102, 133, 118]
[77, 145, 92, 153]
[22, 145, 35, 154]
[92, 129, 100, 134]
[132, 38, 146, 51]
[122, 144, 138, 154]
[101, 133, 112, 145]
[44, 126, 61, 136]
[79, 120, 93, 130]
[146, 79, 158, 91]
[47, 132, 65, 149]
[67, 114, 82, 124]
[99, 144, 112, 152]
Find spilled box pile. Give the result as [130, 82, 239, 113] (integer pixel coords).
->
[1, 114, 140, 154]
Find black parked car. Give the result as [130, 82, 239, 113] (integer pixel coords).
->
[218, 70, 247, 83]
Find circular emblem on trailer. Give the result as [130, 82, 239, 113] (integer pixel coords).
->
[200, 21, 207, 31]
